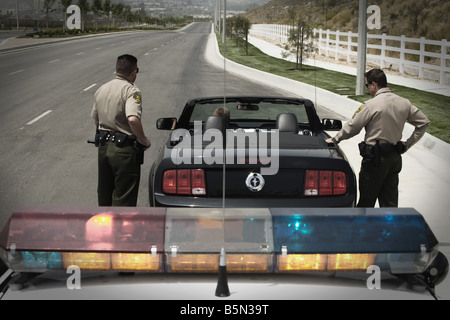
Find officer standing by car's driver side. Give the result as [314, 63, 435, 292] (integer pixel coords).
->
[326, 68, 430, 208]
[91, 54, 151, 206]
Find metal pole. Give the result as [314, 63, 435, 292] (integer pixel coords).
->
[218, 0, 221, 35]
[356, 0, 367, 95]
[222, 0, 226, 44]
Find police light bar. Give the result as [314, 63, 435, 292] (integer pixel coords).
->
[0, 206, 447, 287]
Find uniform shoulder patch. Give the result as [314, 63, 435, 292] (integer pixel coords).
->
[352, 104, 364, 119]
[132, 92, 142, 104]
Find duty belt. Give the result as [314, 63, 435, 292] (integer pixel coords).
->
[98, 130, 136, 147]
[359, 140, 405, 167]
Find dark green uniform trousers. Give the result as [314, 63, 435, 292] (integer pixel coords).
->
[97, 142, 140, 206]
[357, 151, 402, 208]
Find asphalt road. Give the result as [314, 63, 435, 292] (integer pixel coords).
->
[0, 22, 338, 229]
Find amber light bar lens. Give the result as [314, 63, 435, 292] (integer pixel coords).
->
[60, 252, 163, 271]
[277, 254, 376, 272]
[278, 254, 327, 272]
[62, 252, 111, 270]
[167, 254, 271, 273]
[111, 253, 162, 271]
[327, 254, 376, 271]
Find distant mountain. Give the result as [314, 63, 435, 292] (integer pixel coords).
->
[244, 0, 450, 40]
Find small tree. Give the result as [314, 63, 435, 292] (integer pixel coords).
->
[103, 0, 111, 27]
[43, 0, 56, 29]
[238, 16, 252, 56]
[225, 16, 236, 40]
[92, 0, 103, 31]
[111, 3, 124, 26]
[286, 16, 314, 70]
[230, 15, 252, 55]
[77, 0, 89, 32]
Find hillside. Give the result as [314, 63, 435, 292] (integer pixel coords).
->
[244, 0, 450, 40]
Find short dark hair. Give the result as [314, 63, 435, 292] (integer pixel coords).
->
[364, 68, 387, 88]
[116, 54, 138, 76]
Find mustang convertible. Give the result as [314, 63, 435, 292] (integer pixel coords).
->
[149, 96, 356, 207]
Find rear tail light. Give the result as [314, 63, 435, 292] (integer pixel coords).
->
[176, 169, 191, 195]
[163, 169, 206, 196]
[333, 171, 347, 195]
[304, 170, 347, 196]
[191, 169, 207, 195]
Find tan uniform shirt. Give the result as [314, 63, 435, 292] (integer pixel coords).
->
[91, 76, 142, 138]
[332, 88, 430, 149]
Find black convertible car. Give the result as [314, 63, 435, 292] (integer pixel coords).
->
[149, 96, 356, 207]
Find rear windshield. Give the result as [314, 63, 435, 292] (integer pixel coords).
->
[189, 100, 309, 125]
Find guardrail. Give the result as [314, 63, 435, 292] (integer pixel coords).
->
[250, 24, 450, 85]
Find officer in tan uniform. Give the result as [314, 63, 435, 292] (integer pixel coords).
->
[91, 54, 151, 206]
[326, 68, 430, 207]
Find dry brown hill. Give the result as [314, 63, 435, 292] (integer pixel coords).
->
[244, 0, 450, 40]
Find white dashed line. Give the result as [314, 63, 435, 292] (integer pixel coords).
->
[76, 52, 85, 55]
[26, 110, 52, 125]
[49, 59, 60, 64]
[9, 69, 24, 75]
[83, 84, 97, 92]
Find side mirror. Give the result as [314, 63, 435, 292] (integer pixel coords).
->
[156, 117, 177, 130]
[322, 118, 342, 131]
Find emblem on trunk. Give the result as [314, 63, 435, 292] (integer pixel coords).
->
[246, 172, 265, 192]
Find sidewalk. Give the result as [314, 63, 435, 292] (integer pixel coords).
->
[248, 35, 450, 97]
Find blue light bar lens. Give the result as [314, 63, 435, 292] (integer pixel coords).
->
[271, 209, 438, 254]
[22, 251, 62, 269]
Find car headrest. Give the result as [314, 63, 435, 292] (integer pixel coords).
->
[276, 113, 299, 133]
[204, 115, 226, 133]
[204, 116, 226, 147]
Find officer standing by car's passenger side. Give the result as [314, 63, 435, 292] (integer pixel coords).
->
[91, 54, 151, 206]
[325, 68, 430, 207]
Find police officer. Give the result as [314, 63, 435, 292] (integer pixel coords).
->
[326, 68, 430, 207]
[91, 54, 151, 206]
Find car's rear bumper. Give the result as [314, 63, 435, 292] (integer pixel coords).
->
[153, 193, 356, 207]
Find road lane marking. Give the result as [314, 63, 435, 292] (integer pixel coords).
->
[83, 84, 97, 92]
[9, 69, 24, 75]
[145, 52, 150, 56]
[76, 52, 85, 55]
[49, 59, 60, 63]
[26, 110, 52, 125]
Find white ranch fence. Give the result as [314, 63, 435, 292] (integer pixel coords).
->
[250, 24, 450, 85]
